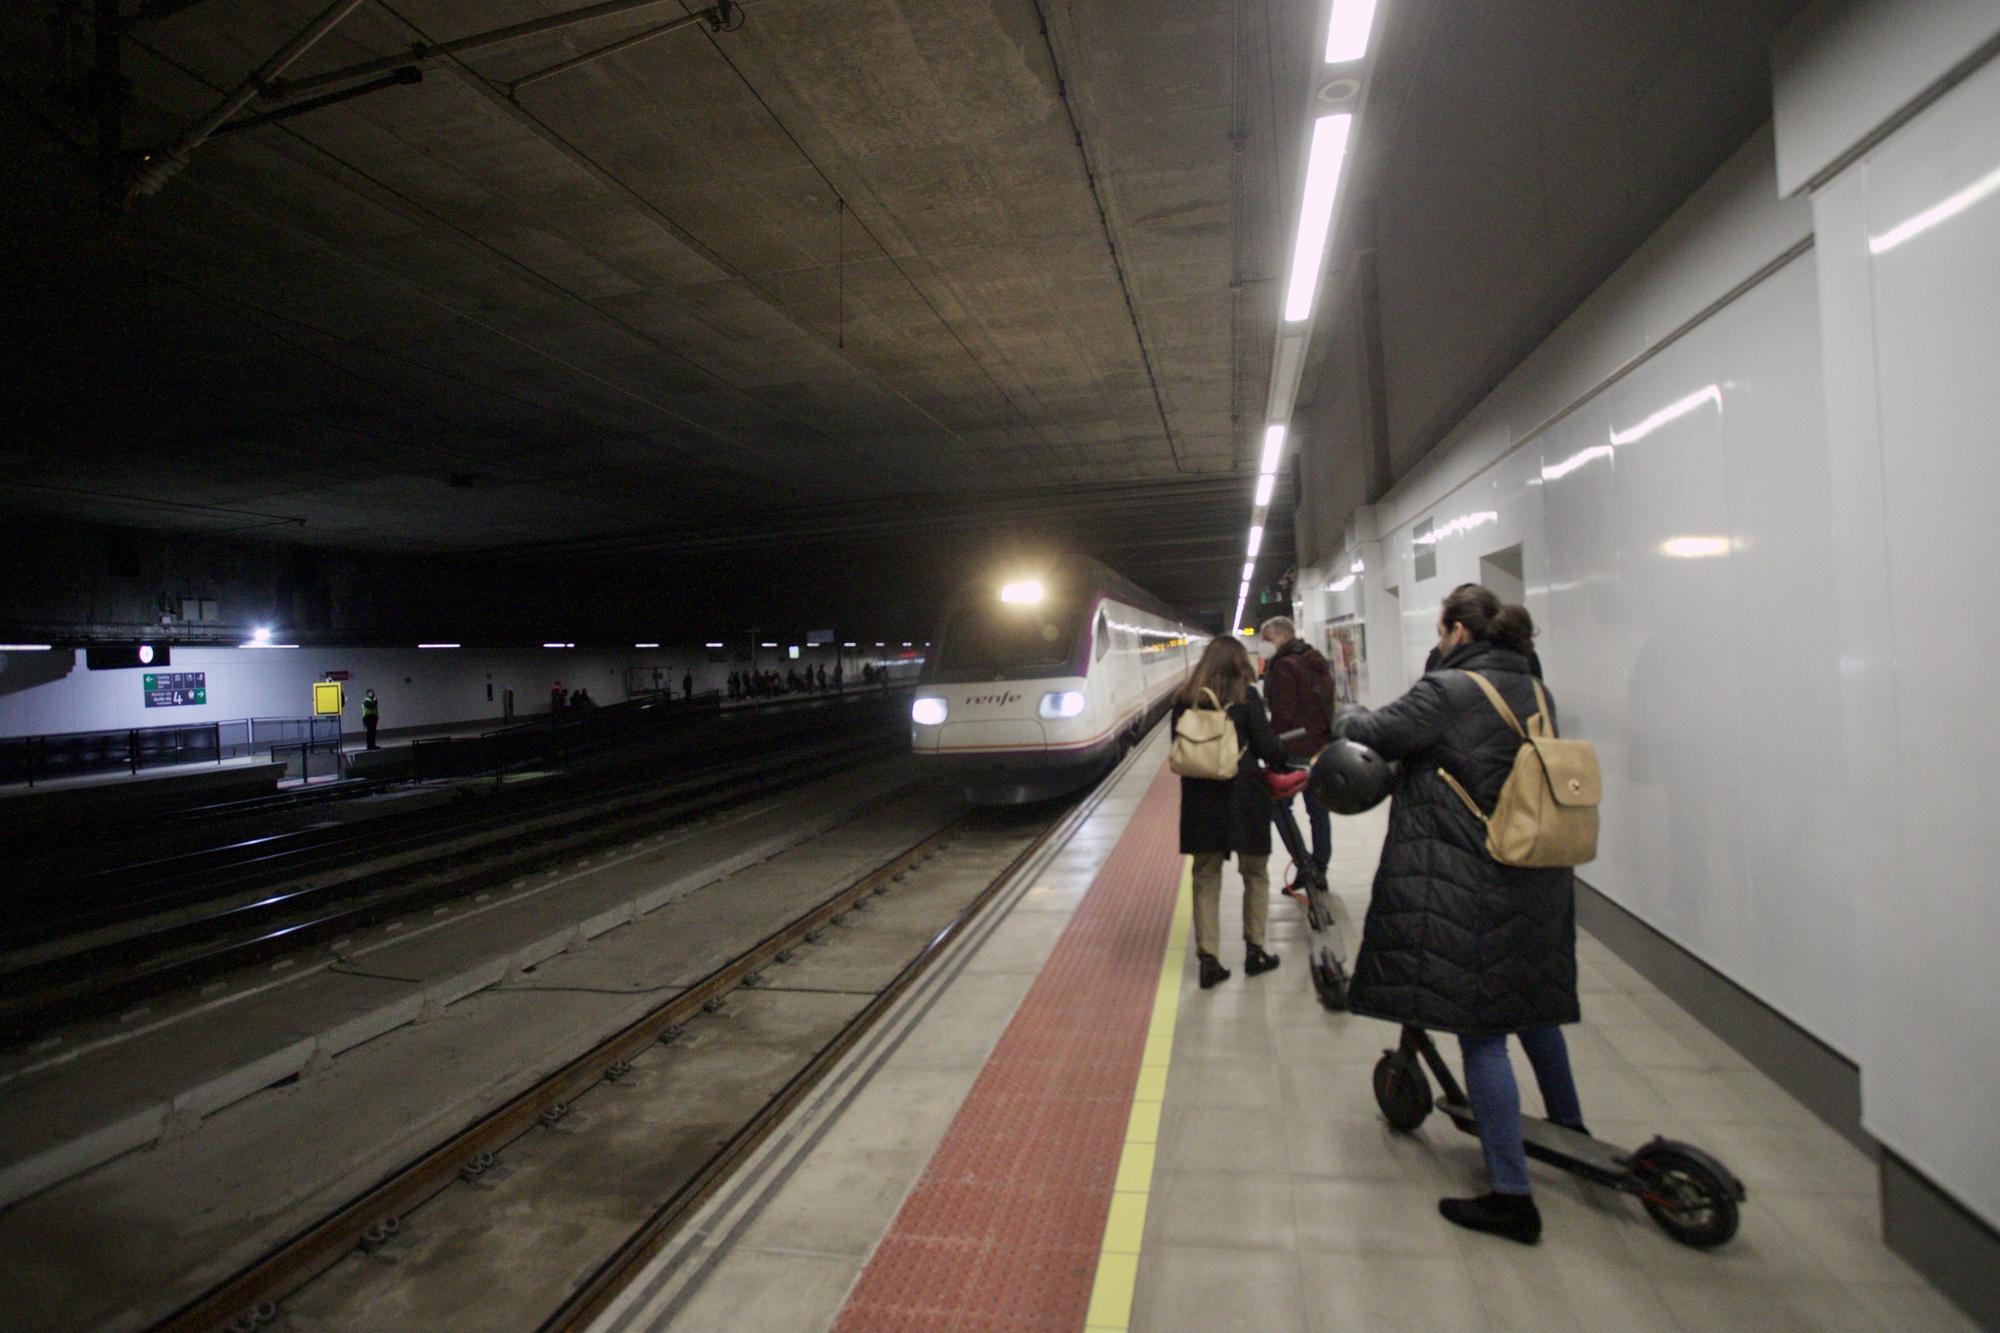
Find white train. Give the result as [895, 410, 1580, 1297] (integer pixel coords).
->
[910, 558, 1206, 803]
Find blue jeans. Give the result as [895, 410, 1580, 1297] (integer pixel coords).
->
[1457, 1028, 1583, 1196]
[1273, 791, 1332, 873]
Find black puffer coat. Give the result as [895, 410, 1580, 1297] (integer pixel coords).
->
[1335, 641, 1578, 1035]
[1174, 689, 1290, 858]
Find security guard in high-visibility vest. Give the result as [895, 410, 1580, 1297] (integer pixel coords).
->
[362, 689, 380, 749]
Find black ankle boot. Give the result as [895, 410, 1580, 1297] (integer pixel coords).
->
[1198, 953, 1231, 989]
[1243, 943, 1281, 976]
[1439, 1192, 1541, 1244]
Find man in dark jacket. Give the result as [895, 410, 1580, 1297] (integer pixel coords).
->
[1335, 587, 1581, 1246]
[1259, 616, 1335, 874]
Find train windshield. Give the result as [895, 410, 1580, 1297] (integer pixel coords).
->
[933, 598, 1080, 678]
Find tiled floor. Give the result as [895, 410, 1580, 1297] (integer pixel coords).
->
[1134, 804, 1976, 1333]
[592, 748, 1978, 1333]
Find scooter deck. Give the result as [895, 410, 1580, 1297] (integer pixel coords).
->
[1435, 1097, 1632, 1187]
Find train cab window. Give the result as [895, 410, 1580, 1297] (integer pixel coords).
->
[1094, 610, 1110, 662]
[933, 593, 1082, 679]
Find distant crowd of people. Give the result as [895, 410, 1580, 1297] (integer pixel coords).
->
[727, 662, 859, 699]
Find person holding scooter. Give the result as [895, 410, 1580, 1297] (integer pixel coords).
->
[1333, 585, 1585, 1244]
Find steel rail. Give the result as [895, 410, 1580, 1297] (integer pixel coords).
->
[151, 810, 994, 1333]
[540, 797, 1072, 1332]
[0, 732, 902, 1042]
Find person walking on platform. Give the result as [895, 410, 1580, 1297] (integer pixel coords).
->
[361, 688, 380, 750]
[1171, 636, 1291, 989]
[1335, 584, 1584, 1245]
[1259, 615, 1336, 874]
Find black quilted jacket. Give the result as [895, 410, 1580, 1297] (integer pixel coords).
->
[1334, 640, 1579, 1035]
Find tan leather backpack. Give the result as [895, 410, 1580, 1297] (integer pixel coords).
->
[1168, 688, 1243, 780]
[1437, 672, 1600, 868]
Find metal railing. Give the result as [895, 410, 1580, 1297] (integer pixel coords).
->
[0, 715, 340, 788]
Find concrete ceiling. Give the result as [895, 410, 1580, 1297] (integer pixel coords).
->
[0, 0, 1799, 621]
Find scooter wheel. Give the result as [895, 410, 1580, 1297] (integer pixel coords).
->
[1633, 1147, 1740, 1248]
[1311, 955, 1348, 1011]
[1373, 1051, 1431, 1131]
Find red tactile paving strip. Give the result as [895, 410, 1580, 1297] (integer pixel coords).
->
[832, 762, 1182, 1333]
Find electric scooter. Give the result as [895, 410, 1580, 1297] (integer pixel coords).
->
[1372, 1025, 1747, 1247]
[1262, 739, 1349, 1011]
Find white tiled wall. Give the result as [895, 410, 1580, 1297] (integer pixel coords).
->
[1299, 132, 1853, 1053]
[1296, 30, 2000, 1233]
[1810, 52, 2000, 1233]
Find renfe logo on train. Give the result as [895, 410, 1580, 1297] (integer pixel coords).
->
[962, 691, 1022, 707]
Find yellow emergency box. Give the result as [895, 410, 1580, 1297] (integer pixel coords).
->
[313, 680, 345, 716]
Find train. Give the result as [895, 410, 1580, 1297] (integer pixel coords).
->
[910, 557, 1207, 803]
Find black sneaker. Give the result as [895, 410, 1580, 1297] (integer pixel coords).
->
[1198, 953, 1231, 989]
[1439, 1191, 1542, 1244]
[1244, 944, 1281, 976]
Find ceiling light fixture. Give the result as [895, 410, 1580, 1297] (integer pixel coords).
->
[418, 642, 460, 649]
[1242, 561, 1255, 582]
[1247, 524, 1264, 557]
[1324, 0, 1379, 63]
[1260, 423, 1286, 474]
[1283, 113, 1354, 323]
[1255, 473, 1276, 507]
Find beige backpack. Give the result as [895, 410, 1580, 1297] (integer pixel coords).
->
[1436, 672, 1600, 868]
[1169, 688, 1243, 780]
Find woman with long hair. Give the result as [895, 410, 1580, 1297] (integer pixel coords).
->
[1172, 636, 1292, 989]
[1336, 584, 1584, 1244]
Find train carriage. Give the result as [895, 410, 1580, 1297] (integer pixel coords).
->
[910, 558, 1207, 804]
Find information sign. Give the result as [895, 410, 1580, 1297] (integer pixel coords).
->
[143, 671, 207, 708]
[806, 629, 835, 645]
[323, 669, 351, 682]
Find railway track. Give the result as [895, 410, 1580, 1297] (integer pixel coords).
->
[0, 720, 906, 1045]
[139, 733, 1140, 1333]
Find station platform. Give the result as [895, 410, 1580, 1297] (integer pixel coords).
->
[591, 730, 1975, 1333]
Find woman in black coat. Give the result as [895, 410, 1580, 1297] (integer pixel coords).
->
[1335, 585, 1584, 1245]
[1172, 636, 1291, 989]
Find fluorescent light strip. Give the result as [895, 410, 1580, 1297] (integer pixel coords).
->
[706, 641, 726, 648]
[0, 643, 53, 651]
[542, 642, 574, 648]
[1324, 0, 1378, 62]
[1242, 561, 1255, 581]
[418, 642, 460, 649]
[1247, 524, 1263, 557]
[1283, 113, 1354, 323]
[1255, 473, 1275, 507]
[634, 642, 660, 648]
[1260, 423, 1286, 474]
[1870, 162, 2000, 254]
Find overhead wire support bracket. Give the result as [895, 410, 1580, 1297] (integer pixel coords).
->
[117, 0, 368, 204]
[211, 67, 423, 137]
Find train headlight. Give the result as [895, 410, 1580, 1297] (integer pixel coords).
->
[912, 696, 948, 726]
[1038, 691, 1086, 720]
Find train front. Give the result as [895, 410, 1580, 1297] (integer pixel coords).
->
[909, 575, 1112, 804]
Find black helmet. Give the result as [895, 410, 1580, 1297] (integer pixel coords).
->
[1310, 739, 1394, 814]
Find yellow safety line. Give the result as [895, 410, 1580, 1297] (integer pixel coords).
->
[1083, 856, 1193, 1332]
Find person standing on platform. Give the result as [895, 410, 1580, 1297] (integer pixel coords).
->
[1335, 584, 1583, 1245]
[361, 689, 380, 750]
[1171, 636, 1290, 989]
[551, 680, 566, 715]
[817, 663, 828, 692]
[833, 662, 844, 691]
[1258, 615, 1336, 875]
[683, 669, 694, 700]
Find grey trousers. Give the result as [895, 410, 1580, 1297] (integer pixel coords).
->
[1190, 852, 1269, 957]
